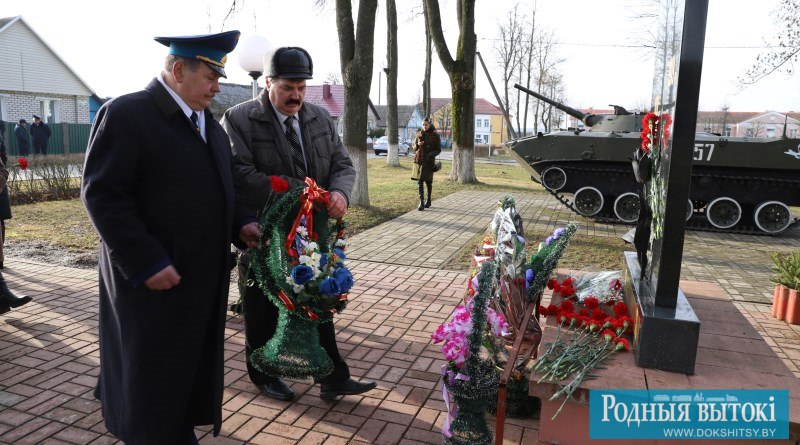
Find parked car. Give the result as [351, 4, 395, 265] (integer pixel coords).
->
[373, 136, 410, 156]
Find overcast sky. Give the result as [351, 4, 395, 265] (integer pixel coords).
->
[6, 0, 799, 112]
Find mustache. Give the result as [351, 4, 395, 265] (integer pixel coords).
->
[285, 99, 301, 106]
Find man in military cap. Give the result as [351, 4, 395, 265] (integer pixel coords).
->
[222, 47, 375, 402]
[82, 30, 260, 445]
[14, 119, 30, 157]
[29, 114, 51, 155]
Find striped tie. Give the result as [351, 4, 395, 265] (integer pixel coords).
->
[284, 115, 307, 178]
[190, 111, 200, 133]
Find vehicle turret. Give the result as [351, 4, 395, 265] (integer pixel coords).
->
[514, 84, 644, 133]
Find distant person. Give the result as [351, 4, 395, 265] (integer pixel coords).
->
[221, 46, 376, 402]
[29, 114, 51, 156]
[14, 119, 30, 157]
[0, 158, 31, 314]
[81, 30, 259, 445]
[411, 118, 441, 211]
[0, 118, 7, 268]
[0, 118, 7, 165]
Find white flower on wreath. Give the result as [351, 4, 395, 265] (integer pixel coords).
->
[335, 239, 347, 248]
[299, 254, 313, 266]
[285, 276, 305, 294]
[310, 252, 322, 271]
[296, 226, 308, 238]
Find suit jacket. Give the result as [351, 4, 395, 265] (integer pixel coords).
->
[220, 91, 355, 214]
[81, 78, 239, 444]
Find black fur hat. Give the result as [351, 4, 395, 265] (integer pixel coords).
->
[265, 47, 313, 79]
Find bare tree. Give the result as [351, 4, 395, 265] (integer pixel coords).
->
[424, 0, 478, 183]
[436, 103, 453, 141]
[719, 105, 730, 136]
[422, 1, 432, 119]
[749, 120, 765, 137]
[385, 0, 401, 167]
[335, 0, 379, 207]
[325, 72, 342, 84]
[742, 0, 800, 85]
[495, 4, 523, 134]
[531, 30, 563, 133]
[538, 71, 564, 132]
[518, 4, 538, 136]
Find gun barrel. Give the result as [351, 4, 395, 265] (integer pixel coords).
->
[514, 83, 587, 122]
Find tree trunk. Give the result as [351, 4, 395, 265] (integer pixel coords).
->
[423, 1, 432, 119]
[347, 145, 369, 206]
[386, 0, 400, 167]
[335, 0, 378, 207]
[424, 0, 478, 184]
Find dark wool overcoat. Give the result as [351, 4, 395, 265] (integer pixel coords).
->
[412, 127, 442, 183]
[81, 79, 241, 445]
[30, 121, 51, 149]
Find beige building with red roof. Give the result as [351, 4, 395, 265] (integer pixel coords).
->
[423, 97, 507, 147]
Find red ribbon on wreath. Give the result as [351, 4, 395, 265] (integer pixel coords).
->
[285, 177, 330, 253]
[277, 290, 295, 311]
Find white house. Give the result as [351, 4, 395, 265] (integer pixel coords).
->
[0, 16, 95, 124]
[372, 105, 425, 141]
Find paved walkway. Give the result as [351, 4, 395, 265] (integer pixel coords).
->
[0, 190, 798, 444]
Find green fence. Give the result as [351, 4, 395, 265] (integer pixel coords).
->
[3, 122, 91, 156]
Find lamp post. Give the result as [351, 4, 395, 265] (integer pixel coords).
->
[237, 35, 272, 99]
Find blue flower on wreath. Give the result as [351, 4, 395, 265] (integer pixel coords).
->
[545, 227, 566, 245]
[319, 254, 328, 269]
[319, 277, 341, 296]
[333, 248, 347, 261]
[334, 267, 354, 293]
[525, 269, 535, 290]
[291, 264, 315, 285]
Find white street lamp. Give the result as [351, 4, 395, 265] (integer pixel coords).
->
[237, 35, 272, 99]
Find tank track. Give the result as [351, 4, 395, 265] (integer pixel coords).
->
[544, 165, 800, 236]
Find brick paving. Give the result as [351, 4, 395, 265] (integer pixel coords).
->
[0, 189, 798, 444]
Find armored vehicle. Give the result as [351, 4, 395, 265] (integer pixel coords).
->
[507, 85, 800, 234]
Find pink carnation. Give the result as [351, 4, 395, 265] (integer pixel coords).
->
[431, 324, 449, 344]
[442, 335, 468, 367]
[486, 308, 509, 337]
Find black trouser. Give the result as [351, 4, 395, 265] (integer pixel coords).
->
[417, 180, 431, 199]
[239, 256, 350, 385]
[33, 144, 47, 155]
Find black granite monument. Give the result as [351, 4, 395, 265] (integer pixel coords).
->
[625, 0, 708, 374]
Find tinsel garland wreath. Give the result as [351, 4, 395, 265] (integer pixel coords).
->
[525, 222, 578, 303]
[487, 372, 540, 419]
[444, 261, 500, 445]
[249, 185, 344, 380]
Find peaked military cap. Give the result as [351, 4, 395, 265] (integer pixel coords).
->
[265, 47, 313, 79]
[154, 30, 241, 78]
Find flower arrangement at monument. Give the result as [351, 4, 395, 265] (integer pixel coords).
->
[534, 279, 633, 419]
[433, 260, 503, 445]
[249, 177, 351, 380]
[640, 112, 673, 238]
[432, 195, 582, 441]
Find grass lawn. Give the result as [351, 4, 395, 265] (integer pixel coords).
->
[4, 158, 630, 270]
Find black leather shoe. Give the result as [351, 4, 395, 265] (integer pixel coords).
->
[319, 378, 377, 400]
[0, 292, 30, 308]
[258, 380, 295, 401]
[0, 305, 9, 315]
